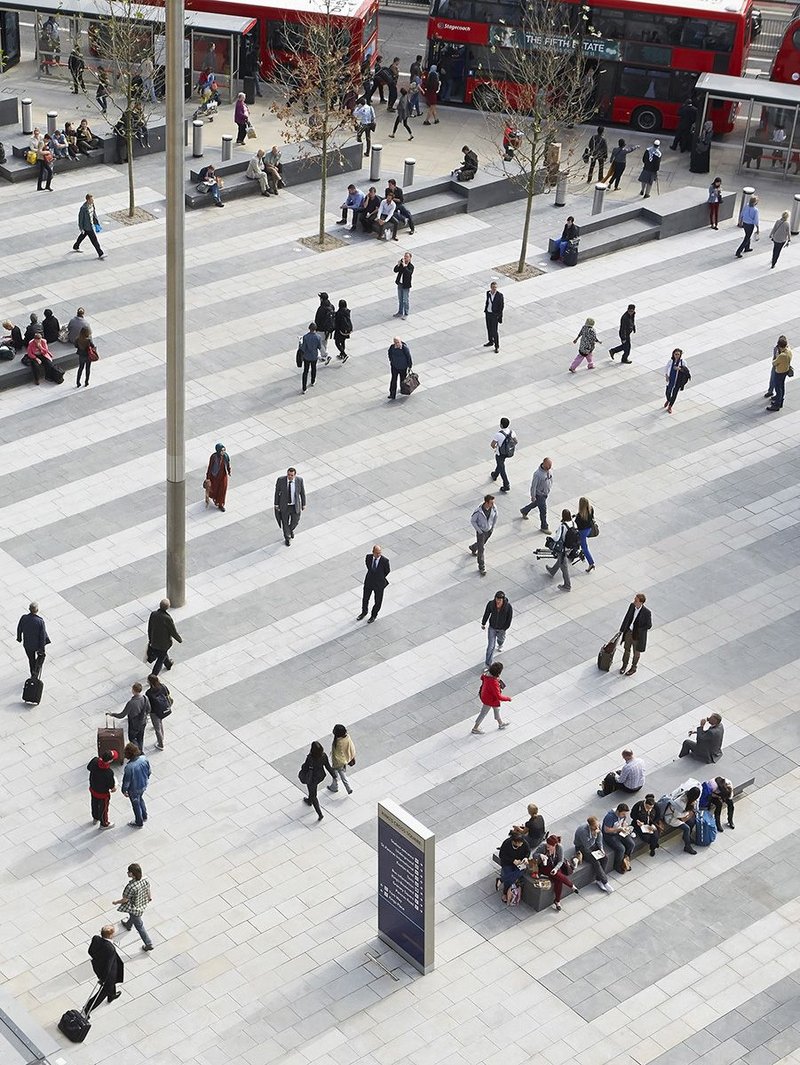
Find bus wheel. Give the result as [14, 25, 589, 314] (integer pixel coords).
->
[632, 107, 662, 132]
[473, 84, 504, 112]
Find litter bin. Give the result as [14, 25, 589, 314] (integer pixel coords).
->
[243, 77, 256, 105]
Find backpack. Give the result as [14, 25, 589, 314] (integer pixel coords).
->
[563, 525, 580, 552]
[499, 431, 516, 458]
[695, 809, 717, 847]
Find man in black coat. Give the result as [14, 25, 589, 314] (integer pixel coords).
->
[672, 99, 697, 152]
[483, 281, 505, 352]
[274, 467, 306, 546]
[314, 292, 335, 361]
[387, 337, 412, 399]
[618, 593, 652, 676]
[16, 602, 50, 677]
[85, 925, 124, 1013]
[147, 598, 182, 675]
[609, 304, 636, 363]
[358, 545, 390, 623]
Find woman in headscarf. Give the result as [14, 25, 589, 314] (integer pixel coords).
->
[205, 443, 231, 511]
[569, 317, 601, 372]
[638, 139, 661, 198]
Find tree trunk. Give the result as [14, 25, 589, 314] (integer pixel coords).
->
[517, 145, 538, 274]
[318, 126, 328, 246]
[126, 132, 135, 217]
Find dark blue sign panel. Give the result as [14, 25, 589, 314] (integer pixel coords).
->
[377, 801, 434, 973]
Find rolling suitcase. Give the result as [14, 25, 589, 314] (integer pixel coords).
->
[597, 633, 620, 672]
[97, 716, 125, 763]
[562, 239, 579, 267]
[58, 1008, 91, 1043]
[22, 675, 44, 704]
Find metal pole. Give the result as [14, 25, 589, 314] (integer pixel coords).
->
[591, 182, 605, 215]
[790, 194, 800, 237]
[192, 119, 204, 157]
[403, 158, 415, 187]
[166, 0, 186, 606]
[369, 143, 383, 183]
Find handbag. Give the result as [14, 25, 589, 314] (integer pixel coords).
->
[400, 370, 419, 395]
[94, 222, 103, 233]
[26, 149, 37, 164]
[87, 343, 99, 363]
[589, 519, 599, 537]
[582, 145, 591, 163]
[58, 325, 69, 343]
[247, 125, 257, 140]
[348, 758, 356, 767]
[788, 366, 795, 378]
[295, 344, 303, 369]
[298, 763, 309, 784]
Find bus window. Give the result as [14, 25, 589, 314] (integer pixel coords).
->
[434, 0, 476, 19]
[269, 19, 306, 52]
[680, 19, 734, 52]
[362, 10, 377, 49]
[588, 8, 627, 40]
[622, 11, 682, 45]
[619, 66, 670, 99]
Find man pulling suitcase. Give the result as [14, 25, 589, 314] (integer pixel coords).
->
[17, 601, 49, 704]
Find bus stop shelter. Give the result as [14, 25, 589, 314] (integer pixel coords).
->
[694, 72, 800, 178]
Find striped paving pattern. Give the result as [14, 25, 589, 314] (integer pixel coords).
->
[1, 161, 800, 1065]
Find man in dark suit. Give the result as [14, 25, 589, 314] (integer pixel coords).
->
[618, 593, 652, 676]
[358, 545, 390, 623]
[85, 925, 124, 1013]
[274, 467, 306, 546]
[16, 601, 50, 677]
[483, 281, 504, 353]
[679, 714, 725, 763]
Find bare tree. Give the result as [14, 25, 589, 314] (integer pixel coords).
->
[270, 0, 361, 246]
[80, 0, 163, 219]
[475, 0, 596, 274]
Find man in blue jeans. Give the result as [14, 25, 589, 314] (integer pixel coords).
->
[122, 743, 151, 828]
[735, 194, 759, 257]
[601, 803, 635, 873]
[520, 457, 553, 531]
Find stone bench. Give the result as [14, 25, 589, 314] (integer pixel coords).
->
[492, 758, 756, 912]
[0, 346, 79, 393]
[185, 141, 363, 209]
[1, 144, 104, 183]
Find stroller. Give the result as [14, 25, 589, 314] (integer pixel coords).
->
[533, 534, 584, 566]
[193, 95, 219, 122]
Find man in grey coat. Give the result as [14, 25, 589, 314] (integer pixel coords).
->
[109, 682, 150, 752]
[147, 599, 182, 675]
[679, 714, 724, 763]
[274, 467, 306, 546]
[469, 494, 497, 577]
[16, 602, 50, 676]
[520, 457, 553, 531]
[72, 193, 105, 259]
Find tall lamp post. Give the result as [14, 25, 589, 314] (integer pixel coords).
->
[165, 0, 186, 606]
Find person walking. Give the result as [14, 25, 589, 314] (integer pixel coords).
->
[766, 338, 792, 412]
[489, 417, 516, 493]
[671, 98, 697, 152]
[638, 141, 661, 197]
[16, 601, 50, 677]
[36, 139, 54, 191]
[109, 682, 149, 752]
[735, 194, 760, 257]
[69, 46, 86, 93]
[472, 661, 510, 733]
[73, 193, 105, 259]
[387, 336, 412, 399]
[605, 138, 637, 190]
[96, 65, 110, 114]
[205, 443, 230, 512]
[570, 317, 601, 372]
[87, 749, 117, 829]
[274, 467, 306, 546]
[147, 598, 182, 675]
[520, 457, 553, 530]
[422, 65, 440, 124]
[483, 281, 504, 352]
[574, 496, 596, 573]
[481, 591, 512, 667]
[144, 675, 170, 751]
[140, 56, 157, 102]
[388, 88, 414, 139]
[357, 545, 390, 622]
[353, 98, 377, 156]
[608, 304, 636, 363]
[314, 292, 335, 361]
[234, 92, 250, 145]
[393, 252, 413, 319]
[114, 863, 154, 951]
[328, 724, 356, 794]
[707, 177, 723, 229]
[75, 326, 94, 387]
[469, 493, 497, 577]
[586, 125, 608, 183]
[664, 348, 691, 414]
[618, 592, 652, 676]
[121, 743, 151, 828]
[298, 325, 321, 394]
[299, 741, 334, 821]
[765, 335, 790, 402]
[333, 299, 353, 362]
[545, 508, 575, 592]
[769, 210, 791, 268]
[84, 927, 123, 1012]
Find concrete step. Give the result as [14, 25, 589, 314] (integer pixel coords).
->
[402, 177, 453, 203]
[0, 149, 104, 183]
[578, 217, 660, 260]
[410, 189, 468, 224]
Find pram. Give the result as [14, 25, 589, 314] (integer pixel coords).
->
[533, 535, 585, 565]
[193, 95, 219, 121]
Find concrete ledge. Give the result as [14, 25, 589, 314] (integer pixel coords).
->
[0, 97, 19, 127]
[0, 348, 78, 392]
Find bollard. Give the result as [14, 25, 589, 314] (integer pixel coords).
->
[554, 171, 568, 208]
[790, 193, 800, 236]
[184, 118, 189, 147]
[738, 185, 755, 225]
[21, 98, 33, 135]
[369, 143, 383, 183]
[591, 182, 605, 216]
[192, 120, 204, 158]
[403, 157, 415, 187]
[221, 134, 233, 162]
[545, 140, 561, 183]
[47, 111, 58, 135]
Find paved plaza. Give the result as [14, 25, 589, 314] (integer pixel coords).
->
[2, 60, 800, 1065]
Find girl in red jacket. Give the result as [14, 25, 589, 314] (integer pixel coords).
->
[472, 662, 511, 734]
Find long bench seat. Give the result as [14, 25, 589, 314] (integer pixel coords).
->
[492, 754, 756, 912]
[0, 347, 79, 393]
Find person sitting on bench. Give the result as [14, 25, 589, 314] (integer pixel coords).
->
[531, 834, 578, 912]
[336, 183, 365, 227]
[76, 119, 102, 151]
[198, 165, 224, 207]
[597, 748, 645, 797]
[496, 830, 530, 902]
[375, 191, 399, 241]
[454, 144, 478, 182]
[551, 216, 580, 260]
[679, 713, 724, 763]
[574, 816, 613, 893]
[602, 803, 635, 873]
[630, 793, 660, 856]
[359, 186, 381, 231]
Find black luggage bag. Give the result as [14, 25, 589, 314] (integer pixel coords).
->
[562, 240, 579, 267]
[22, 676, 44, 704]
[58, 1008, 91, 1043]
[597, 634, 620, 672]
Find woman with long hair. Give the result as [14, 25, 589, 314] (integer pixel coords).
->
[75, 326, 93, 387]
[299, 741, 334, 821]
[574, 496, 596, 573]
[664, 348, 690, 414]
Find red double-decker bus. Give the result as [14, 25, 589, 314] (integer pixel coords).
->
[771, 13, 800, 85]
[189, 0, 379, 82]
[426, 0, 759, 132]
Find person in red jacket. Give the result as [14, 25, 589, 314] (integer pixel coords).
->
[472, 661, 511, 734]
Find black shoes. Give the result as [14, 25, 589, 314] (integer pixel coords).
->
[356, 612, 367, 620]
